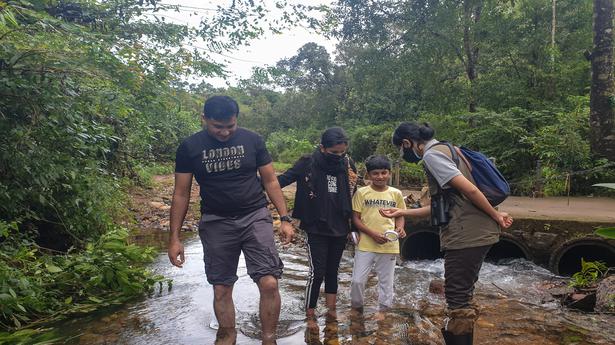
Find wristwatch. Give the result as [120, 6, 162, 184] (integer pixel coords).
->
[280, 215, 293, 223]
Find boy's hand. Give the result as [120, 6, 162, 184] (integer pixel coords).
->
[395, 227, 406, 239]
[370, 231, 388, 244]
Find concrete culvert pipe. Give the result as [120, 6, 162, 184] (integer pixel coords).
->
[486, 235, 531, 263]
[550, 239, 615, 276]
[401, 230, 443, 260]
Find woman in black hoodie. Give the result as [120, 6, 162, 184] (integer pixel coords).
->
[278, 127, 357, 318]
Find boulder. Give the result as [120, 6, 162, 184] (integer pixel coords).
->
[595, 275, 615, 313]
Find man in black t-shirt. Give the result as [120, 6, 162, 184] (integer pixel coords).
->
[168, 95, 295, 345]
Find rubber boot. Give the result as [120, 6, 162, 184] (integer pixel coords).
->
[441, 307, 476, 345]
[441, 328, 473, 345]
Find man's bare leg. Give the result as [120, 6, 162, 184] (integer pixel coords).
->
[214, 284, 237, 345]
[258, 275, 280, 345]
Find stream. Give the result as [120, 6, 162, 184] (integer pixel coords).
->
[52, 232, 615, 345]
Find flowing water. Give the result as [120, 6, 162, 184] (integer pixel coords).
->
[54, 233, 615, 345]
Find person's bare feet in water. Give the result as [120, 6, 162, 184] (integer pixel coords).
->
[215, 326, 237, 345]
[305, 317, 321, 344]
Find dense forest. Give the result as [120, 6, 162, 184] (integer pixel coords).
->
[1, 0, 614, 338]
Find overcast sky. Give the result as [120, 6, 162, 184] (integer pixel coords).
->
[160, 0, 337, 87]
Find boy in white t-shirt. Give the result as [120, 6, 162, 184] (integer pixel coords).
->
[350, 155, 406, 310]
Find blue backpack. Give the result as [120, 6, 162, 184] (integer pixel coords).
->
[432, 142, 510, 206]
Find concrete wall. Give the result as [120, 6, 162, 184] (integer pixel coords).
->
[401, 218, 615, 276]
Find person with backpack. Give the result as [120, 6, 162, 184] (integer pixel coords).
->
[277, 127, 358, 320]
[380, 122, 513, 345]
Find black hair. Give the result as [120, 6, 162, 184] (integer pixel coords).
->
[365, 155, 391, 172]
[321, 127, 349, 148]
[203, 95, 239, 120]
[392, 122, 435, 146]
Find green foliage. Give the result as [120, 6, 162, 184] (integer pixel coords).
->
[266, 130, 315, 164]
[221, 0, 604, 196]
[0, 221, 168, 332]
[415, 104, 599, 196]
[568, 259, 609, 289]
[527, 99, 591, 170]
[133, 163, 175, 188]
[594, 227, 615, 240]
[273, 162, 292, 172]
[0, 0, 206, 244]
[347, 124, 396, 162]
[328, 0, 592, 114]
[399, 162, 427, 187]
[541, 166, 567, 197]
[0, 327, 61, 345]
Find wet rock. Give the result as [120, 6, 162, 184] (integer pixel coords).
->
[417, 300, 445, 318]
[476, 319, 495, 328]
[595, 275, 615, 313]
[564, 290, 596, 312]
[429, 279, 445, 296]
[544, 283, 573, 298]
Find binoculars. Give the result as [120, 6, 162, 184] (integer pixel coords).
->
[430, 193, 451, 227]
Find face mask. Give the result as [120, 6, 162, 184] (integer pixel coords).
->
[401, 146, 421, 163]
[325, 152, 345, 163]
[413, 147, 422, 159]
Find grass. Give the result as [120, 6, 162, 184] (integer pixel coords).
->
[134, 162, 175, 187]
[273, 162, 292, 173]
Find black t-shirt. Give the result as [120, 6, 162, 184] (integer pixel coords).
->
[175, 127, 272, 216]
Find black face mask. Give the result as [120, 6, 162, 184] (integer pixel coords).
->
[324, 152, 345, 164]
[401, 147, 421, 163]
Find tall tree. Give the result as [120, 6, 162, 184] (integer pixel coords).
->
[590, 0, 615, 160]
[462, 0, 482, 112]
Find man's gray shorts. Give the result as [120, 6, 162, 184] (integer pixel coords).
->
[198, 207, 283, 286]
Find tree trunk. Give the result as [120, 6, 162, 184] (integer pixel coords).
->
[463, 0, 482, 113]
[552, 0, 557, 49]
[547, 0, 557, 100]
[590, 0, 615, 160]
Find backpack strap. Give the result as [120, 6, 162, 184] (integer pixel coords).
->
[424, 142, 476, 201]
[431, 142, 459, 166]
[427, 142, 474, 179]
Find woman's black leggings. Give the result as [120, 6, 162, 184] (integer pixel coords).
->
[305, 233, 347, 310]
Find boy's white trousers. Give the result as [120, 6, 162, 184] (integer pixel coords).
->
[350, 249, 396, 309]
